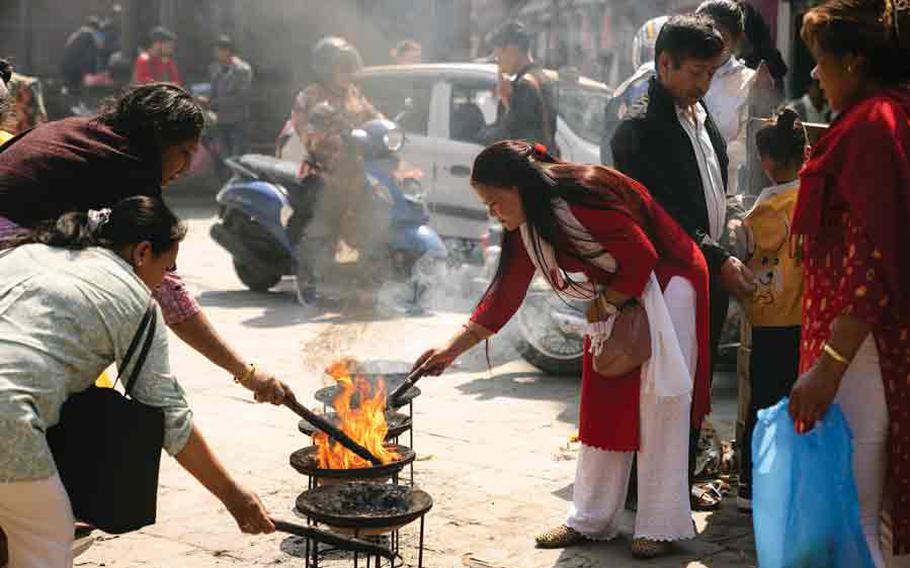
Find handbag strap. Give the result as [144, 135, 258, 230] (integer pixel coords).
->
[113, 301, 157, 396]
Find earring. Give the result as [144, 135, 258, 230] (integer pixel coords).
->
[847, 64, 854, 74]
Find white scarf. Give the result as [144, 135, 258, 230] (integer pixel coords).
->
[518, 198, 692, 398]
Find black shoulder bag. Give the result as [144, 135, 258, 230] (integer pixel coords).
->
[47, 302, 165, 534]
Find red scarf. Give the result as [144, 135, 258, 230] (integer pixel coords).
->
[793, 87, 910, 318]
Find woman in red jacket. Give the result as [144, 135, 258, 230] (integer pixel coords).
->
[411, 140, 711, 558]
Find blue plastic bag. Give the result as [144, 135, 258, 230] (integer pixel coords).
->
[752, 398, 874, 568]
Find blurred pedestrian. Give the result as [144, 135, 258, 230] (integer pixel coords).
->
[60, 16, 101, 91]
[0, 83, 290, 407]
[788, 0, 910, 564]
[611, 14, 758, 510]
[697, 0, 758, 195]
[206, 35, 253, 159]
[786, 77, 831, 123]
[600, 16, 667, 166]
[133, 26, 181, 85]
[736, 108, 807, 512]
[479, 21, 557, 151]
[390, 39, 422, 65]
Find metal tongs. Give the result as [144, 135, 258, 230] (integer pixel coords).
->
[272, 519, 395, 560]
[283, 394, 382, 466]
[385, 367, 426, 410]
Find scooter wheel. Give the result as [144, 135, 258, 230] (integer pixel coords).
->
[233, 260, 282, 292]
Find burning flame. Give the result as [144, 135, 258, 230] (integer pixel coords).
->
[314, 360, 401, 469]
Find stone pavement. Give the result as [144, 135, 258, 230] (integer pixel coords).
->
[76, 204, 757, 567]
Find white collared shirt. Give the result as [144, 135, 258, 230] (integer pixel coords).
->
[705, 56, 757, 196]
[677, 103, 727, 241]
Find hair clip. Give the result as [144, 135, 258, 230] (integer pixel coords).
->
[87, 208, 112, 234]
[533, 143, 548, 157]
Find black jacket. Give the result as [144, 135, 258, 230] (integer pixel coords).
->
[481, 63, 557, 150]
[610, 77, 731, 275]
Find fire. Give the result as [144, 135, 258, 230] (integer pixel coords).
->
[315, 360, 401, 469]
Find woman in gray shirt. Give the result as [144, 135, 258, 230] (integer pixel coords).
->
[0, 197, 274, 568]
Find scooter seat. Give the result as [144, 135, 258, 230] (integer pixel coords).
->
[233, 154, 303, 189]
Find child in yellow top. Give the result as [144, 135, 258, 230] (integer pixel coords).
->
[738, 108, 807, 511]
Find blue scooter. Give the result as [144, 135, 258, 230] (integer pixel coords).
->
[210, 116, 447, 304]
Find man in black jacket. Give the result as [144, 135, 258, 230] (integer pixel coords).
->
[611, 14, 756, 506]
[479, 21, 557, 150]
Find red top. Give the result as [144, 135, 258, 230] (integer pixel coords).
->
[472, 180, 710, 451]
[795, 88, 910, 555]
[133, 51, 182, 85]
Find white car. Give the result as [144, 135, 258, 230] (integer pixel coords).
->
[279, 63, 611, 248]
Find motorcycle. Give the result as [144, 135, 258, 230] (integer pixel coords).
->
[210, 114, 447, 306]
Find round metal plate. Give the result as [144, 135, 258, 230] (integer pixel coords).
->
[298, 412, 412, 439]
[313, 373, 421, 407]
[296, 482, 433, 530]
[289, 444, 416, 480]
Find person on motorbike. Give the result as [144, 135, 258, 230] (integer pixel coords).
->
[286, 36, 385, 303]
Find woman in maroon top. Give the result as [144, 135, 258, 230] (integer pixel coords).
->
[412, 141, 710, 558]
[788, 1, 910, 563]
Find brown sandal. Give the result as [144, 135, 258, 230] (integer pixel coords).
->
[631, 538, 672, 559]
[535, 524, 588, 549]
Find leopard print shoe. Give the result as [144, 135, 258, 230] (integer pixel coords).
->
[535, 524, 588, 549]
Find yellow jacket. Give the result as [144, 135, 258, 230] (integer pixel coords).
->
[742, 180, 804, 327]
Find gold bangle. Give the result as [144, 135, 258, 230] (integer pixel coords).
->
[823, 343, 850, 366]
[234, 363, 255, 384]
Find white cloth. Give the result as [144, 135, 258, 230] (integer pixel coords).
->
[518, 197, 616, 302]
[519, 201, 692, 400]
[566, 277, 696, 541]
[639, 273, 694, 399]
[836, 336, 889, 568]
[677, 103, 726, 240]
[0, 474, 74, 568]
[705, 57, 757, 196]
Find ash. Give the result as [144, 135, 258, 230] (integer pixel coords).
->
[323, 484, 411, 516]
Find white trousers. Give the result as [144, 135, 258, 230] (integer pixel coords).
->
[836, 336, 890, 568]
[566, 277, 696, 541]
[0, 474, 74, 568]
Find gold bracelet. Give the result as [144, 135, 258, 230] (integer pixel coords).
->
[234, 363, 255, 384]
[823, 343, 850, 366]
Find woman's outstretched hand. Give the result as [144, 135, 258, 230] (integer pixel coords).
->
[788, 362, 842, 432]
[240, 367, 292, 405]
[411, 347, 456, 378]
[224, 483, 275, 534]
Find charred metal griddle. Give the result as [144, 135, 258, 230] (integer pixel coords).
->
[290, 444, 416, 487]
[298, 411, 412, 441]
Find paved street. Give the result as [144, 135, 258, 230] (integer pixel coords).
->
[77, 199, 756, 568]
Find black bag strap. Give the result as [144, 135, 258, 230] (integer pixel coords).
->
[124, 311, 157, 397]
[112, 301, 157, 396]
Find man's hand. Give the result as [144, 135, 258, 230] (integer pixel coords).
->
[719, 256, 757, 300]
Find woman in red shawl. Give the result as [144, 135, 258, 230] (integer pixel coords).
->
[410, 141, 711, 558]
[788, 0, 910, 563]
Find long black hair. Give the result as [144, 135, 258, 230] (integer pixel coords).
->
[96, 83, 204, 155]
[6, 196, 186, 253]
[471, 140, 654, 302]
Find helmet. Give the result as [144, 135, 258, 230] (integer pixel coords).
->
[632, 16, 669, 69]
[311, 36, 364, 84]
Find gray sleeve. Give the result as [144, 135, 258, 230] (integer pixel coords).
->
[124, 305, 193, 456]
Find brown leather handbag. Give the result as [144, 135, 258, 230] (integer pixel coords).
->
[586, 294, 651, 377]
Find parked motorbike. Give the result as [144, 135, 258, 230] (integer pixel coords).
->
[210, 115, 447, 307]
